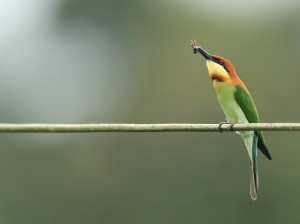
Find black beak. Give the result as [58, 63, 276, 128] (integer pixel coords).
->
[191, 40, 212, 60]
[196, 47, 212, 60]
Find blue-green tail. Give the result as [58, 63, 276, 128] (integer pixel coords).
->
[250, 134, 258, 200]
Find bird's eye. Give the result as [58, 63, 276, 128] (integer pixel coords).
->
[219, 60, 224, 65]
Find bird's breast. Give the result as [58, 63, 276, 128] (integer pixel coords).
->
[212, 81, 248, 124]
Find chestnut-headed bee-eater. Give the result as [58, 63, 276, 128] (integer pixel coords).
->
[191, 40, 271, 200]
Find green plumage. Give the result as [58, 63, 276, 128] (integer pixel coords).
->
[234, 85, 259, 123]
[234, 85, 272, 160]
[213, 81, 271, 200]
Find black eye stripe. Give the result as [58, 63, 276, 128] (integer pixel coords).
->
[212, 57, 229, 72]
[213, 58, 224, 66]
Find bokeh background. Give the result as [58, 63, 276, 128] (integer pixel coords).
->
[0, 0, 300, 223]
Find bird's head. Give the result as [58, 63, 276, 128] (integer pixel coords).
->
[191, 40, 236, 82]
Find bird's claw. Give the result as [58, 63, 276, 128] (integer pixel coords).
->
[218, 122, 240, 133]
[218, 122, 230, 133]
[229, 122, 240, 132]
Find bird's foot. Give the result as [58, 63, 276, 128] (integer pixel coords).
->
[218, 122, 241, 133]
[218, 122, 230, 133]
[229, 122, 240, 132]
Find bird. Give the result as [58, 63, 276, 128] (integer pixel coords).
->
[191, 40, 271, 200]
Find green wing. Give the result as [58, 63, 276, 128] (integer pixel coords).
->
[234, 85, 272, 160]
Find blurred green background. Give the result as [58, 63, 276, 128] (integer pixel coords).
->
[0, 0, 300, 223]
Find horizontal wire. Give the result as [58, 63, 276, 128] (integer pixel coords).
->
[0, 123, 298, 132]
